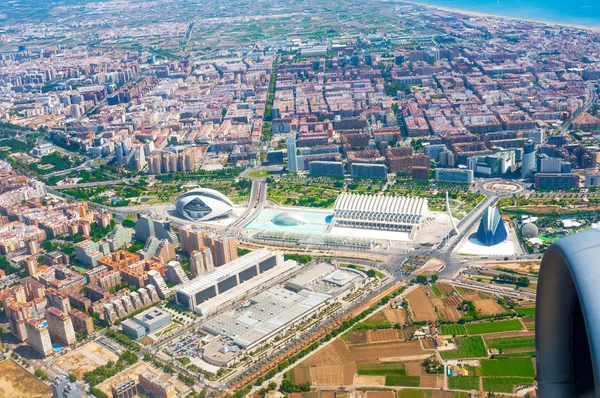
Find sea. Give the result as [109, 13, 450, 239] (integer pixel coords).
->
[411, 0, 600, 28]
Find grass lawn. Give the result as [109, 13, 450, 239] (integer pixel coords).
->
[441, 324, 467, 336]
[431, 284, 442, 297]
[385, 375, 420, 387]
[441, 336, 487, 359]
[248, 169, 271, 178]
[485, 336, 535, 350]
[357, 363, 406, 376]
[481, 358, 535, 377]
[448, 376, 480, 390]
[482, 377, 534, 393]
[466, 319, 523, 335]
[515, 307, 536, 316]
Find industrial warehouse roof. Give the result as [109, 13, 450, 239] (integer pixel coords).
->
[333, 193, 428, 219]
[176, 249, 277, 295]
[202, 286, 330, 349]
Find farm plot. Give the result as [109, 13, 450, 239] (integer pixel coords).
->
[485, 335, 535, 351]
[430, 296, 463, 322]
[515, 307, 535, 316]
[407, 287, 438, 322]
[309, 364, 356, 386]
[436, 283, 456, 295]
[366, 392, 395, 398]
[481, 358, 535, 377]
[448, 376, 480, 390]
[348, 341, 425, 364]
[473, 299, 506, 316]
[440, 336, 487, 360]
[357, 362, 406, 375]
[482, 377, 534, 393]
[385, 375, 420, 387]
[297, 340, 356, 386]
[344, 330, 368, 344]
[466, 319, 523, 335]
[367, 329, 399, 343]
[384, 307, 407, 324]
[441, 324, 466, 336]
[404, 361, 443, 388]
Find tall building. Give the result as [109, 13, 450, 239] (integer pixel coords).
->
[147, 270, 171, 299]
[25, 318, 53, 358]
[52, 374, 83, 398]
[69, 308, 94, 336]
[165, 261, 189, 285]
[521, 139, 536, 178]
[180, 226, 237, 266]
[134, 215, 179, 246]
[286, 134, 298, 172]
[190, 247, 214, 278]
[46, 307, 76, 346]
[23, 256, 38, 277]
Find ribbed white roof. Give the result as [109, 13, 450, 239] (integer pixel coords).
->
[176, 249, 276, 295]
[333, 193, 428, 217]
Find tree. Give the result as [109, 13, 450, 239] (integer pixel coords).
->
[416, 275, 428, 285]
[430, 274, 439, 283]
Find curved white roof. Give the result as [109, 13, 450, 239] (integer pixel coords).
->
[333, 193, 428, 225]
[272, 211, 309, 226]
[175, 187, 234, 221]
[179, 187, 234, 207]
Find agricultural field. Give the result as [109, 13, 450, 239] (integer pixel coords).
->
[465, 319, 523, 335]
[485, 335, 535, 351]
[482, 377, 534, 393]
[348, 340, 425, 364]
[441, 324, 466, 336]
[481, 358, 535, 377]
[448, 376, 480, 390]
[357, 362, 406, 376]
[383, 307, 407, 324]
[385, 375, 420, 387]
[440, 336, 487, 360]
[407, 286, 438, 322]
[472, 299, 507, 316]
[515, 307, 536, 316]
[293, 340, 356, 386]
[0, 359, 52, 398]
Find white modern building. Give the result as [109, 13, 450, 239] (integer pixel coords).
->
[332, 193, 429, 239]
[175, 188, 234, 221]
[175, 250, 288, 314]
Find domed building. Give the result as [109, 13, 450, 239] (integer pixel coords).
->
[175, 188, 234, 221]
[521, 223, 539, 239]
[476, 206, 508, 246]
[272, 211, 309, 226]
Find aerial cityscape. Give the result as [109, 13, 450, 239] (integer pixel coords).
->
[0, 0, 599, 397]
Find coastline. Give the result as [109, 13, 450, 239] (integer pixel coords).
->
[404, 1, 600, 32]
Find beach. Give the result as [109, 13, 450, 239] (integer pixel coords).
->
[404, 0, 600, 31]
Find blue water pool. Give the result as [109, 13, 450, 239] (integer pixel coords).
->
[245, 209, 333, 233]
[52, 343, 63, 352]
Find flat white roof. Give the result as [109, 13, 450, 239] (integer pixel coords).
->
[176, 249, 277, 296]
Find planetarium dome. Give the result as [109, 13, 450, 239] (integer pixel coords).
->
[272, 211, 309, 226]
